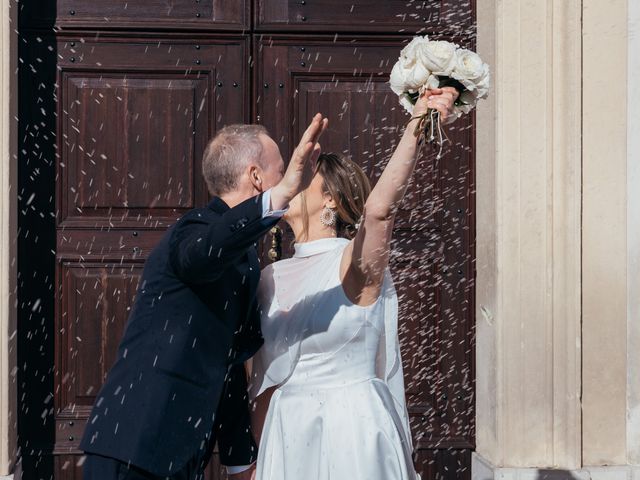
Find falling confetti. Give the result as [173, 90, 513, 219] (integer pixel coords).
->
[14, 1, 478, 478]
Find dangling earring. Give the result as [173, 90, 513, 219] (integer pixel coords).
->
[320, 207, 337, 227]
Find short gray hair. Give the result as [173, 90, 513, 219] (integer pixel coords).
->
[202, 124, 270, 196]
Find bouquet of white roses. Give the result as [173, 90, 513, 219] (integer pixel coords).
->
[389, 36, 490, 156]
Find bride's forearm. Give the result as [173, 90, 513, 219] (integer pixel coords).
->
[341, 117, 424, 302]
[344, 92, 454, 294]
[364, 117, 423, 219]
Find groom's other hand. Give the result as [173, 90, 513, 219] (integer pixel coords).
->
[270, 113, 328, 210]
[228, 464, 256, 480]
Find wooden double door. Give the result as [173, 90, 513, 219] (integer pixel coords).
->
[18, 2, 476, 479]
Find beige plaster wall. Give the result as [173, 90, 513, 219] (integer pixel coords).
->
[582, 0, 630, 466]
[627, 0, 640, 465]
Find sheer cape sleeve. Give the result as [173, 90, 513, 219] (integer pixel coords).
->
[376, 270, 414, 453]
[248, 248, 344, 400]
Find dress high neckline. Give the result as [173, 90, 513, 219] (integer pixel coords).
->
[293, 237, 350, 258]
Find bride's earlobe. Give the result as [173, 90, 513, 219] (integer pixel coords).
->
[324, 193, 337, 209]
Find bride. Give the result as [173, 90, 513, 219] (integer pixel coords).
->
[248, 87, 459, 480]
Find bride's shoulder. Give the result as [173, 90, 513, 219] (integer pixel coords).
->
[260, 263, 275, 277]
[260, 258, 287, 277]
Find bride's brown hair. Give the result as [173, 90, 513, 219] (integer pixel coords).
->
[301, 153, 371, 240]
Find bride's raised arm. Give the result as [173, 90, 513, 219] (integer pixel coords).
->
[341, 87, 459, 305]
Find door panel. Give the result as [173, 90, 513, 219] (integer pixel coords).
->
[255, 0, 474, 34]
[57, 36, 248, 228]
[54, 263, 141, 460]
[56, 263, 141, 416]
[56, 1, 249, 30]
[255, 35, 475, 478]
[61, 74, 204, 226]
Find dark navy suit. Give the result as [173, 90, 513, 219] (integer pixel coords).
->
[81, 193, 279, 479]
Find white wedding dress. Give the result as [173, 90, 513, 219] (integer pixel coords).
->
[249, 237, 418, 480]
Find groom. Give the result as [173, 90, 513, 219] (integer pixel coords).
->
[81, 114, 328, 480]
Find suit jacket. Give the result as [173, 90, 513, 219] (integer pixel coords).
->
[80, 193, 279, 476]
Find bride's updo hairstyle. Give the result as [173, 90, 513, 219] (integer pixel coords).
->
[307, 153, 371, 240]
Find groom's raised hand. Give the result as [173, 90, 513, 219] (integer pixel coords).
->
[270, 113, 328, 211]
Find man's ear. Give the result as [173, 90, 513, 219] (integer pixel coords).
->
[249, 165, 264, 192]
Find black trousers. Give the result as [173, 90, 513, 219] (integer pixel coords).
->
[82, 453, 208, 480]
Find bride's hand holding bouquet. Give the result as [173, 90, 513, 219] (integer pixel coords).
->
[411, 87, 460, 127]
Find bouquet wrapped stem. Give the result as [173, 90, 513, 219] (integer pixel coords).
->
[411, 108, 445, 159]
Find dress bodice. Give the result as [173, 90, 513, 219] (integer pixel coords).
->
[250, 237, 411, 443]
[258, 238, 384, 388]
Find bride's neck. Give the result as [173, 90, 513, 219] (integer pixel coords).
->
[289, 219, 337, 243]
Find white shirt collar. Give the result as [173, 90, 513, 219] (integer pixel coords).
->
[293, 237, 350, 258]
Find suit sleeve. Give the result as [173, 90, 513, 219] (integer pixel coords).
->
[230, 301, 264, 366]
[169, 193, 279, 284]
[215, 364, 258, 467]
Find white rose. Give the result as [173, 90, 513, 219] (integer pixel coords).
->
[474, 70, 491, 99]
[389, 57, 432, 92]
[389, 62, 407, 95]
[417, 40, 457, 76]
[423, 74, 440, 91]
[456, 91, 477, 114]
[392, 36, 434, 91]
[394, 75, 440, 115]
[452, 49, 490, 92]
[398, 36, 429, 70]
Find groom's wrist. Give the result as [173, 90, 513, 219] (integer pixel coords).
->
[269, 184, 292, 212]
[261, 189, 288, 218]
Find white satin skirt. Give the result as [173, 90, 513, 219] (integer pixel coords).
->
[255, 374, 416, 480]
